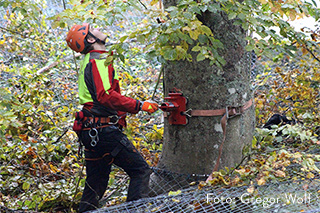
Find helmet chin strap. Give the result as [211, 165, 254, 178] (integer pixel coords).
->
[88, 31, 106, 45]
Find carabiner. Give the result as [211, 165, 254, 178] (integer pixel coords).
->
[90, 140, 97, 147]
[89, 128, 98, 138]
[89, 128, 99, 147]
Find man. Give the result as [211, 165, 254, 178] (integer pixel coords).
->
[66, 23, 159, 212]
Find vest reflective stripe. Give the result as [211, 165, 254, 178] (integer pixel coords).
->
[79, 54, 92, 104]
[95, 59, 111, 95]
[78, 53, 116, 105]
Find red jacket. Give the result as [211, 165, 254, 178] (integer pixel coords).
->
[79, 50, 141, 127]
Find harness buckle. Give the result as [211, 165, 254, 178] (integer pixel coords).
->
[226, 106, 242, 119]
[108, 115, 119, 125]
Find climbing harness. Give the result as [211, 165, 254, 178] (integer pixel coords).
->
[72, 110, 129, 162]
[73, 109, 127, 152]
[82, 115, 120, 147]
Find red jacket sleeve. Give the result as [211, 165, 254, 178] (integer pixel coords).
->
[90, 59, 141, 114]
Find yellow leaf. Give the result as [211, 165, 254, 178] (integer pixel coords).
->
[168, 190, 181, 196]
[49, 163, 59, 173]
[230, 176, 241, 186]
[189, 30, 200, 40]
[19, 134, 28, 142]
[289, 10, 297, 21]
[258, 0, 267, 4]
[247, 185, 255, 194]
[306, 172, 314, 179]
[235, 168, 246, 176]
[293, 152, 302, 159]
[150, 0, 158, 6]
[274, 170, 286, 178]
[257, 178, 266, 185]
[47, 145, 55, 152]
[301, 47, 308, 55]
[171, 198, 180, 202]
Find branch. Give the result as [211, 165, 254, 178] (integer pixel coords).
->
[100, 175, 129, 205]
[52, 128, 70, 144]
[305, 46, 320, 63]
[35, 38, 139, 75]
[36, 53, 82, 75]
[152, 66, 163, 100]
[0, 26, 41, 41]
[137, 0, 148, 10]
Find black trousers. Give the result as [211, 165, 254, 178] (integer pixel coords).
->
[78, 125, 151, 213]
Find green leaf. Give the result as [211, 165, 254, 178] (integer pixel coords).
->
[279, 28, 287, 37]
[245, 44, 255, 51]
[196, 53, 206, 61]
[191, 46, 201, 52]
[200, 25, 213, 36]
[199, 34, 208, 44]
[228, 12, 237, 20]
[59, 22, 66, 28]
[207, 4, 220, 13]
[169, 33, 179, 43]
[104, 56, 114, 66]
[190, 5, 201, 14]
[119, 54, 125, 62]
[120, 35, 128, 43]
[162, 47, 177, 60]
[22, 182, 30, 191]
[168, 190, 182, 196]
[211, 39, 224, 49]
[183, 12, 193, 20]
[158, 34, 169, 44]
[216, 55, 226, 66]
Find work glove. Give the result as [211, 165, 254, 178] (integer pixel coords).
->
[141, 100, 159, 113]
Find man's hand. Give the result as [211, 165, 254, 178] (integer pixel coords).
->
[141, 100, 159, 113]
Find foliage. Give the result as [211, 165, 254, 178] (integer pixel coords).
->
[0, 0, 66, 69]
[0, 63, 162, 212]
[0, 71, 81, 211]
[0, 1, 163, 211]
[51, 0, 320, 68]
[202, 48, 320, 190]
[202, 123, 320, 190]
[254, 49, 320, 131]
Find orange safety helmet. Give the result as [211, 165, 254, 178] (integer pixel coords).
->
[66, 23, 90, 53]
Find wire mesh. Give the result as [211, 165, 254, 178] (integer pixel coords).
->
[95, 167, 320, 213]
[0, 0, 67, 68]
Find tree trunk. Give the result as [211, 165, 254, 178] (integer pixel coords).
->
[149, 2, 255, 195]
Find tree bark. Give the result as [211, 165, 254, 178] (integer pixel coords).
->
[150, 2, 255, 195]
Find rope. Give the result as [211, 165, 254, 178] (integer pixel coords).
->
[151, 66, 163, 101]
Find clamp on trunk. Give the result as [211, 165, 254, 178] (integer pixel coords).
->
[159, 89, 188, 125]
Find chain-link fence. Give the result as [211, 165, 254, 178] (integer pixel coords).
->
[100, 175, 320, 212]
[91, 163, 320, 213]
